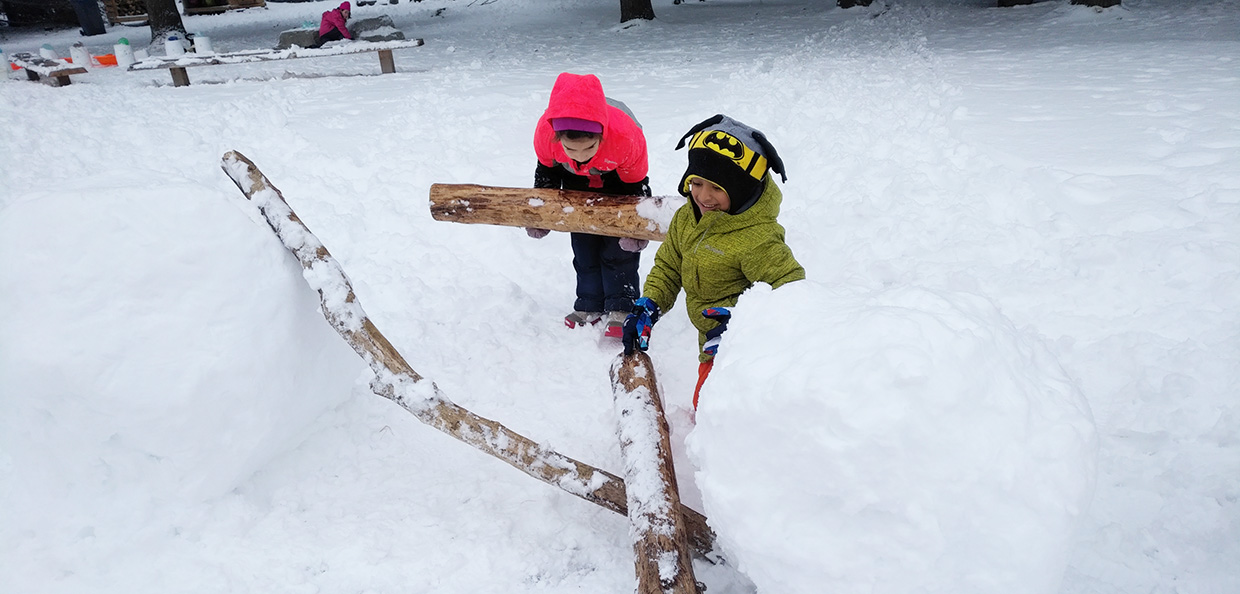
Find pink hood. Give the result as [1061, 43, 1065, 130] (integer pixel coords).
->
[533, 73, 649, 186]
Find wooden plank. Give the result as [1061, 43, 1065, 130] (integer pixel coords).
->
[429, 183, 683, 242]
[611, 352, 700, 594]
[184, 6, 229, 15]
[10, 53, 88, 86]
[378, 49, 395, 74]
[10, 53, 88, 77]
[127, 39, 425, 72]
[170, 66, 191, 87]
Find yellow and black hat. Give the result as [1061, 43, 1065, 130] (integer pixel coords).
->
[675, 114, 786, 214]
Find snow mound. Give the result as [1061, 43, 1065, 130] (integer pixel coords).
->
[0, 187, 363, 540]
[687, 282, 1098, 594]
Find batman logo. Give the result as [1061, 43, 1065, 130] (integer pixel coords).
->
[691, 129, 767, 179]
[702, 131, 745, 161]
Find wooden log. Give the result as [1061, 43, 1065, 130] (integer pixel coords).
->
[429, 183, 685, 242]
[611, 352, 700, 594]
[220, 151, 718, 559]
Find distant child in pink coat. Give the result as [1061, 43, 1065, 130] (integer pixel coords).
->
[315, 2, 353, 47]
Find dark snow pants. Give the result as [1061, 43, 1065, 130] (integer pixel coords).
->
[540, 166, 648, 314]
[312, 28, 345, 48]
[570, 232, 639, 313]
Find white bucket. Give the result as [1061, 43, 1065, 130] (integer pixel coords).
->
[194, 35, 213, 54]
[70, 43, 91, 68]
[165, 35, 186, 57]
[1, 47, 10, 79]
[134, 48, 150, 61]
[114, 43, 136, 68]
[39, 44, 58, 60]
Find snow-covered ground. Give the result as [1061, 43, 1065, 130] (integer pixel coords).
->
[1, 1, 1236, 593]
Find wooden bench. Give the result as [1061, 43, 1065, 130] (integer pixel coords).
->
[126, 39, 425, 87]
[8, 53, 89, 87]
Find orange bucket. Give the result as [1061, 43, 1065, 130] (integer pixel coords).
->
[93, 54, 118, 67]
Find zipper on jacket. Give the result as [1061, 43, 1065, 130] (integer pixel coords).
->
[689, 215, 720, 290]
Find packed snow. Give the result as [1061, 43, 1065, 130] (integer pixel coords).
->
[692, 283, 1097, 594]
[1, 1, 1237, 593]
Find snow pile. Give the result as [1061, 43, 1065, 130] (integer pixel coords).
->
[0, 187, 363, 541]
[688, 282, 1098, 594]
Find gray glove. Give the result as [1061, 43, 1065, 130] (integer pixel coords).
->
[526, 228, 551, 239]
[618, 237, 648, 252]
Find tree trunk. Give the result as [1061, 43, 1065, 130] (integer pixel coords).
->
[145, 0, 186, 44]
[429, 183, 683, 242]
[619, 0, 655, 23]
[221, 151, 720, 560]
[611, 352, 700, 594]
[1071, 0, 1120, 7]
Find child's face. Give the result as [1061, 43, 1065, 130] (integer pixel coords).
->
[560, 136, 600, 163]
[689, 177, 730, 213]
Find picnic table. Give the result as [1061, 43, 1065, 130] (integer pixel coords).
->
[8, 53, 88, 87]
[127, 39, 425, 87]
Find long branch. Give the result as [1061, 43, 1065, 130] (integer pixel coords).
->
[220, 151, 717, 557]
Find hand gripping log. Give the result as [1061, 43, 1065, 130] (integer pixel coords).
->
[220, 151, 716, 558]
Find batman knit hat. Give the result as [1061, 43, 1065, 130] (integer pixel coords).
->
[675, 114, 786, 213]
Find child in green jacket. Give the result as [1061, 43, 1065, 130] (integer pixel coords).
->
[622, 114, 805, 409]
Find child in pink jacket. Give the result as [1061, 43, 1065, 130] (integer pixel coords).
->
[527, 73, 652, 337]
[315, 2, 353, 47]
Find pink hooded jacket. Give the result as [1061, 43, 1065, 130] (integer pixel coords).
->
[319, 2, 353, 39]
[533, 73, 649, 188]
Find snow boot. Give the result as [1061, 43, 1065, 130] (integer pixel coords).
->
[603, 311, 628, 338]
[565, 310, 603, 329]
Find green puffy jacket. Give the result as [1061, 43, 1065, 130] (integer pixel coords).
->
[644, 176, 805, 361]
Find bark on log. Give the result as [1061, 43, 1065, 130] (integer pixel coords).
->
[428, 183, 684, 242]
[611, 352, 700, 594]
[221, 151, 717, 558]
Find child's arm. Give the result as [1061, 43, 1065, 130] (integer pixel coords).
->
[615, 138, 650, 185]
[534, 162, 564, 190]
[641, 228, 685, 313]
[610, 112, 650, 185]
[741, 236, 805, 289]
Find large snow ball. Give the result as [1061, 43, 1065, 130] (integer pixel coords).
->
[0, 186, 362, 536]
[686, 282, 1097, 594]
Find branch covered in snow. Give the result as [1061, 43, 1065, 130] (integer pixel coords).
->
[221, 151, 716, 557]
[611, 352, 699, 593]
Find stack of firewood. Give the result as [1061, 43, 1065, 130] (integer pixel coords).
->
[102, 0, 146, 24]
